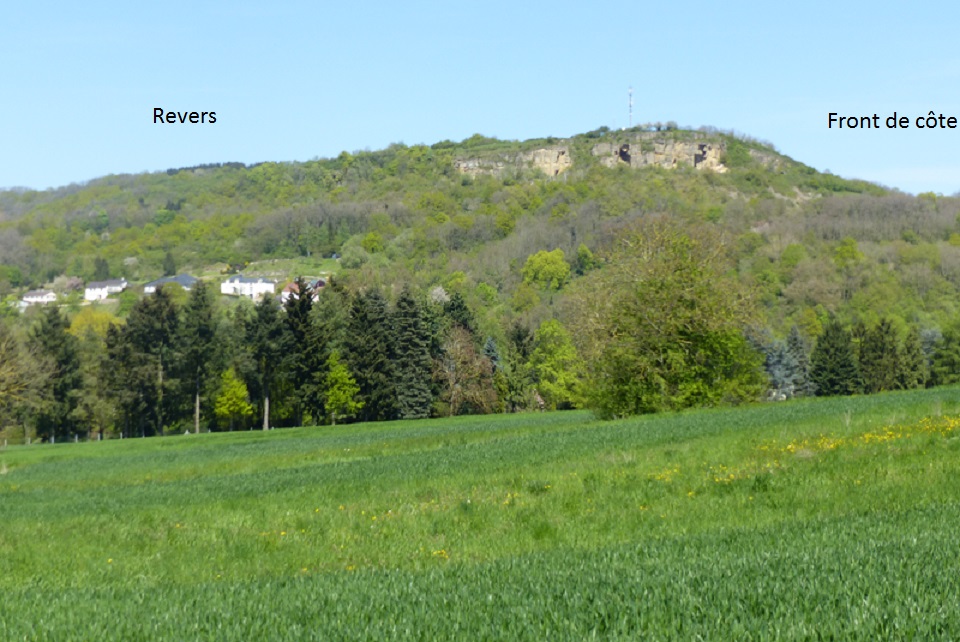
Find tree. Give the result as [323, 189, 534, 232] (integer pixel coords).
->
[123, 287, 181, 435]
[323, 350, 362, 425]
[345, 290, 397, 422]
[93, 257, 110, 281]
[858, 318, 901, 394]
[393, 286, 433, 419]
[283, 276, 322, 425]
[0, 322, 50, 434]
[30, 307, 83, 441]
[244, 296, 286, 430]
[162, 251, 176, 277]
[810, 319, 860, 396]
[522, 249, 570, 290]
[214, 368, 253, 431]
[435, 326, 497, 416]
[529, 319, 583, 409]
[568, 219, 764, 417]
[179, 281, 217, 434]
[786, 325, 816, 397]
[899, 326, 927, 389]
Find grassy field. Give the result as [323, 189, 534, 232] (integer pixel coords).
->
[2, 387, 960, 640]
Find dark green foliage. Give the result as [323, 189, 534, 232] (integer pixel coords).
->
[931, 321, 960, 386]
[243, 296, 287, 430]
[858, 318, 901, 394]
[283, 277, 323, 425]
[393, 286, 433, 419]
[786, 326, 816, 397]
[162, 251, 176, 277]
[444, 292, 475, 334]
[346, 290, 397, 422]
[93, 257, 110, 281]
[179, 281, 218, 433]
[899, 327, 927, 389]
[124, 287, 181, 435]
[30, 307, 82, 441]
[810, 319, 860, 396]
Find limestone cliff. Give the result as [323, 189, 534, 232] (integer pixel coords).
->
[591, 132, 726, 172]
[454, 147, 572, 178]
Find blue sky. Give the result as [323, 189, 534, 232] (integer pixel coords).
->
[2, 0, 959, 194]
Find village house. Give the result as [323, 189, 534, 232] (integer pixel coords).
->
[83, 278, 128, 302]
[280, 278, 325, 304]
[221, 275, 277, 299]
[22, 289, 57, 305]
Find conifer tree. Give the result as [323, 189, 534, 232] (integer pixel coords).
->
[786, 325, 816, 397]
[810, 319, 860, 396]
[283, 276, 321, 425]
[31, 306, 82, 442]
[179, 280, 217, 434]
[124, 287, 181, 435]
[345, 290, 397, 422]
[245, 296, 286, 430]
[899, 326, 927, 389]
[858, 318, 901, 394]
[393, 286, 433, 419]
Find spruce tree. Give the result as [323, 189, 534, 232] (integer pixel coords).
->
[283, 276, 321, 425]
[30, 307, 82, 441]
[179, 280, 217, 433]
[245, 296, 286, 430]
[125, 287, 181, 435]
[858, 318, 901, 394]
[393, 286, 433, 419]
[786, 325, 816, 397]
[899, 326, 927, 389]
[810, 319, 860, 396]
[345, 290, 397, 422]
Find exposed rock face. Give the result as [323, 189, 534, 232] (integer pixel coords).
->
[454, 147, 572, 177]
[592, 133, 727, 172]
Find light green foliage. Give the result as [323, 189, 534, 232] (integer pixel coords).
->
[529, 319, 583, 409]
[361, 232, 385, 254]
[521, 249, 570, 290]
[214, 367, 253, 430]
[833, 237, 864, 269]
[323, 349, 362, 425]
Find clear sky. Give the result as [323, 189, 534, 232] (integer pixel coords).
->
[2, 0, 959, 194]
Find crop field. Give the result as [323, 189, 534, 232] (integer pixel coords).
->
[2, 387, 960, 640]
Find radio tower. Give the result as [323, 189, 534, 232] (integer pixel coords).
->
[628, 86, 633, 128]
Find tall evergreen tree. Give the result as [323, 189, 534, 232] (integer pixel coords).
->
[162, 251, 176, 277]
[93, 257, 110, 281]
[786, 325, 816, 397]
[244, 296, 286, 430]
[179, 281, 217, 434]
[444, 292, 475, 334]
[858, 318, 901, 394]
[345, 290, 397, 422]
[283, 276, 321, 425]
[899, 326, 927, 389]
[30, 307, 82, 442]
[393, 286, 433, 419]
[761, 339, 799, 400]
[810, 319, 860, 396]
[125, 287, 181, 435]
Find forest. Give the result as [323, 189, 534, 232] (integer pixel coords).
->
[2, 126, 959, 439]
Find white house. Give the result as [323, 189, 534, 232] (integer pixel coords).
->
[144, 274, 198, 294]
[22, 289, 57, 305]
[84, 278, 128, 302]
[221, 275, 276, 299]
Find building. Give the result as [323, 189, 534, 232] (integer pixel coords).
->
[83, 278, 128, 302]
[221, 275, 277, 299]
[22, 289, 57, 305]
[279, 278, 325, 304]
[143, 274, 198, 294]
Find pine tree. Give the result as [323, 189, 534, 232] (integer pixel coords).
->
[859, 318, 901, 394]
[899, 326, 927, 389]
[31, 307, 83, 441]
[786, 325, 816, 397]
[345, 290, 397, 422]
[810, 319, 860, 396]
[179, 280, 217, 434]
[393, 286, 433, 419]
[245, 296, 286, 430]
[124, 287, 181, 435]
[162, 251, 176, 277]
[93, 257, 110, 281]
[283, 276, 321, 425]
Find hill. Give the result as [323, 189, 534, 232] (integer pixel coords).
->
[1, 388, 959, 639]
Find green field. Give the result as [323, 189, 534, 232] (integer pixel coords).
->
[3, 388, 960, 640]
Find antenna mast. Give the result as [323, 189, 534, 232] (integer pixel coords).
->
[628, 86, 633, 128]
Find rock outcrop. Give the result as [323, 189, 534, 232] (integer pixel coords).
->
[454, 147, 572, 178]
[592, 133, 726, 172]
